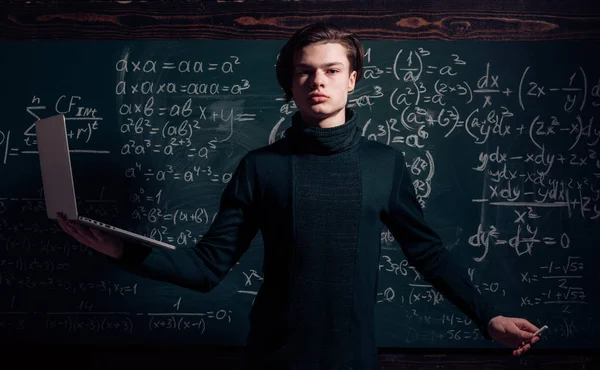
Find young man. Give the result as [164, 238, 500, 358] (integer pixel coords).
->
[58, 22, 541, 369]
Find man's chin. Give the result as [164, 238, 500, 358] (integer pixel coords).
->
[297, 102, 344, 120]
[305, 104, 337, 117]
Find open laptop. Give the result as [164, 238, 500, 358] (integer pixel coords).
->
[35, 114, 176, 250]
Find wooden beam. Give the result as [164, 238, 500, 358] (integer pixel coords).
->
[2, 1, 600, 40]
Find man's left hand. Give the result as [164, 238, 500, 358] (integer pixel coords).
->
[487, 316, 542, 356]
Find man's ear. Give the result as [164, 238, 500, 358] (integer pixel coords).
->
[348, 70, 357, 92]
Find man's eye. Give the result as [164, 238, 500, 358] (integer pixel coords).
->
[328, 69, 339, 74]
[296, 71, 309, 76]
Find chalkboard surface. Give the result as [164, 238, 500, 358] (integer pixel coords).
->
[0, 40, 598, 349]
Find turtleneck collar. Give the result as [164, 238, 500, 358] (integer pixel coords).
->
[284, 108, 361, 155]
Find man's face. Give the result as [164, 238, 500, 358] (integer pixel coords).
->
[291, 42, 357, 124]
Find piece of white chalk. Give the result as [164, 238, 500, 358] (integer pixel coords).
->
[532, 325, 548, 337]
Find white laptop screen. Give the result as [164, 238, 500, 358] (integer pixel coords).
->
[35, 114, 79, 220]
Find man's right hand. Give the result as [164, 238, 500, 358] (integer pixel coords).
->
[56, 213, 124, 259]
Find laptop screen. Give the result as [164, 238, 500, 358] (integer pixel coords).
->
[35, 114, 79, 220]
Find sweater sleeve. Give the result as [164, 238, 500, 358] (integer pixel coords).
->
[380, 149, 500, 340]
[108, 154, 260, 293]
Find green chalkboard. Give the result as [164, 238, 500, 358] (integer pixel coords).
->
[0, 40, 599, 349]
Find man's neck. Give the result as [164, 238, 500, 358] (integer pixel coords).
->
[300, 108, 346, 129]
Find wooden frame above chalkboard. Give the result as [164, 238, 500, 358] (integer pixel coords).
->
[2, 0, 600, 40]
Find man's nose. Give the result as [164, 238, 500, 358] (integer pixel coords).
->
[311, 70, 326, 88]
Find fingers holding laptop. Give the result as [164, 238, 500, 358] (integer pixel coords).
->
[56, 212, 124, 259]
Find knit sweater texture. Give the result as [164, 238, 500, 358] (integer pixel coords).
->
[115, 108, 499, 370]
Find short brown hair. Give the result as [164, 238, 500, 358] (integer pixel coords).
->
[276, 22, 364, 103]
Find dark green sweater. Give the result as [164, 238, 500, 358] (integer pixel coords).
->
[116, 108, 499, 369]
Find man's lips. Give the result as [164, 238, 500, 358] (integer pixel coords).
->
[309, 94, 328, 102]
